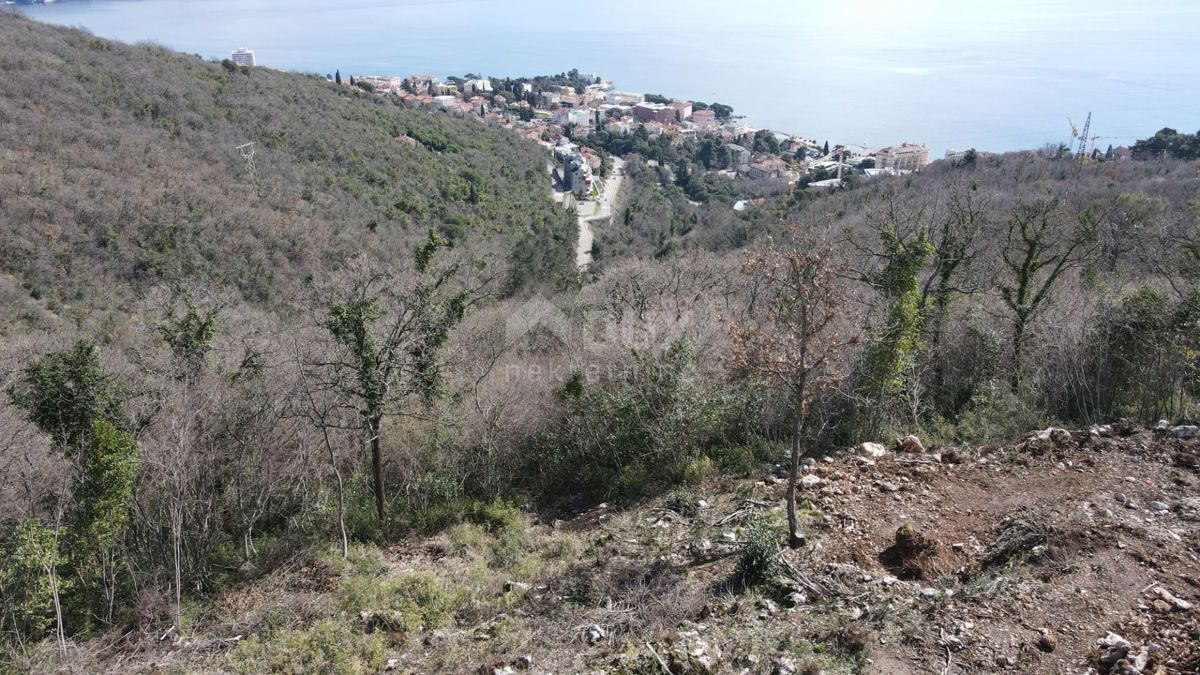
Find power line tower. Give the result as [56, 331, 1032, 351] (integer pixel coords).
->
[235, 142, 258, 182]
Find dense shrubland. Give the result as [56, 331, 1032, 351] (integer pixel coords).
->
[0, 13, 575, 334]
[1, 13, 1199, 668]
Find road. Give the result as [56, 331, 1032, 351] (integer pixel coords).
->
[575, 156, 625, 268]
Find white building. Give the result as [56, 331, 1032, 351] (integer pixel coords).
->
[463, 79, 493, 95]
[875, 143, 930, 171]
[231, 48, 255, 67]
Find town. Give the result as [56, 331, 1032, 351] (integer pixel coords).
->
[327, 66, 940, 197]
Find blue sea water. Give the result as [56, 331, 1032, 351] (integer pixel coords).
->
[17, 0, 1200, 155]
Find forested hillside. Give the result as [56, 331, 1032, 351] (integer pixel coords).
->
[0, 13, 575, 332]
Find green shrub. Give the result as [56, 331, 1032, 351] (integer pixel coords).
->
[0, 519, 68, 646]
[337, 571, 465, 635]
[736, 519, 782, 588]
[530, 341, 766, 505]
[934, 380, 1044, 444]
[466, 498, 524, 533]
[231, 618, 386, 674]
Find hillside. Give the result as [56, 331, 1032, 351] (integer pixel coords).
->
[2, 11, 1200, 675]
[30, 423, 1200, 674]
[0, 13, 575, 332]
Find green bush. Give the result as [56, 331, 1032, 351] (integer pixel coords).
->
[231, 618, 386, 674]
[529, 341, 766, 504]
[337, 571, 465, 635]
[0, 519, 68, 646]
[933, 380, 1044, 445]
[736, 519, 783, 588]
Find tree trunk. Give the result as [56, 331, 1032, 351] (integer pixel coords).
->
[368, 413, 385, 524]
[172, 504, 183, 631]
[786, 413, 806, 549]
[1010, 314, 1028, 394]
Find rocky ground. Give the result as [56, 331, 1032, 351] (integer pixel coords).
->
[67, 422, 1199, 675]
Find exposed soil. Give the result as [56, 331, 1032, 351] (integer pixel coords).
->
[69, 424, 1200, 674]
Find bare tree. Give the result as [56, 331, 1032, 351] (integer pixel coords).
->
[998, 198, 1098, 391]
[312, 235, 496, 525]
[725, 230, 857, 548]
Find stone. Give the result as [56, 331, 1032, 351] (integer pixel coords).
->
[1092, 423, 1114, 437]
[1149, 501, 1169, 513]
[1172, 425, 1198, 439]
[1115, 492, 1128, 504]
[878, 481, 899, 493]
[756, 598, 779, 617]
[586, 624, 605, 645]
[514, 655, 533, 670]
[772, 657, 798, 674]
[384, 659, 398, 671]
[1037, 632, 1057, 653]
[1097, 632, 1130, 651]
[1180, 498, 1200, 522]
[1154, 419, 1171, 432]
[800, 475, 822, 489]
[503, 580, 531, 593]
[492, 668, 516, 675]
[1152, 586, 1194, 611]
[783, 591, 808, 607]
[1098, 633, 1132, 668]
[668, 632, 722, 674]
[895, 435, 926, 453]
[857, 441, 888, 458]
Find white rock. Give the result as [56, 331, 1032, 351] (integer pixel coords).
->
[800, 475, 822, 489]
[1172, 425, 1198, 439]
[586, 624, 606, 645]
[1149, 501, 1169, 513]
[1153, 586, 1194, 611]
[857, 442, 888, 458]
[1097, 632, 1131, 650]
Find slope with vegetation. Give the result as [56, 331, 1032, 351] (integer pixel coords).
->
[0, 12, 575, 332]
[1, 12, 1199, 675]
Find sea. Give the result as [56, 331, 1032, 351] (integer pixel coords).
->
[16, 0, 1200, 156]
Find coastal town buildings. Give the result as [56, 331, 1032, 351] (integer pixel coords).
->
[692, 109, 716, 130]
[669, 100, 692, 121]
[748, 156, 788, 180]
[633, 102, 677, 124]
[231, 48, 255, 67]
[463, 79, 493, 95]
[555, 143, 594, 197]
[876, 143, 930, 171]
[345, 67, 935, 193]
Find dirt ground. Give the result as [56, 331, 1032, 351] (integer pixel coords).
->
[68, 423, 1200, 675]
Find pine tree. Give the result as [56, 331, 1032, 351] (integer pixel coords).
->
[335, 69, 342, 85]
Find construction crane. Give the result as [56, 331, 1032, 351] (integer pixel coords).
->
[1067, 113, 1119, 162]
[1075, 113, 1094, 160]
